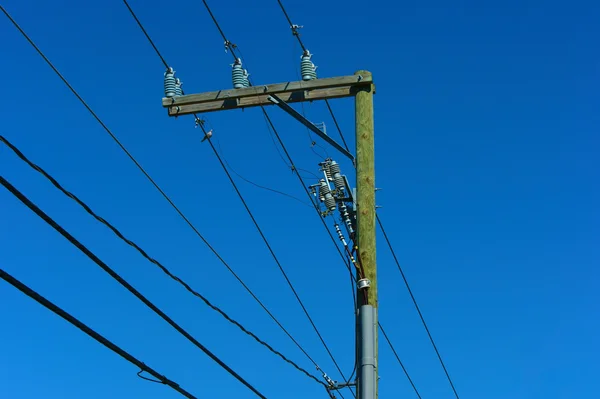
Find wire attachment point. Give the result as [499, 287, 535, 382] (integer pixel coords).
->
[224, 40, 237, 53]
[137, 368, 164, 384]
[291, 24, 304, 36]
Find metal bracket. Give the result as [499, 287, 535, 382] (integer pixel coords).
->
[330, 381, 357, 390]
[268, 94, 355, 161]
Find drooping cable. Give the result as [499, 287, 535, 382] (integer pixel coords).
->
[377, 214, 462, 399]
[0, 176, 267, 399]
[1, 5, 315, 384]
[197, 120, 349, 393]
[0, 134, 327, 388]
[193, 1, 353, 394]
[379, 324, 423, 399]
[0, 268, 198, 399]
[214, 136, 313, 208]
[120, 0, 331, 382]
[258, 109, 352, 396]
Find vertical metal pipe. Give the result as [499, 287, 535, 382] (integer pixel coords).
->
[359, 304, 376, 399]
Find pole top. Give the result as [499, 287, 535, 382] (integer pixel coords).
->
[354, 70, 372, 79]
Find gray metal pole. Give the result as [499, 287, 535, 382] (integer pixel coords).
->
[359, 304, 377, 399]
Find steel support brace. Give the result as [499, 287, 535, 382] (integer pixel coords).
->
[267, 94, 355, 161]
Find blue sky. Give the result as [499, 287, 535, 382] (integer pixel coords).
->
[1, 0, 598, 398]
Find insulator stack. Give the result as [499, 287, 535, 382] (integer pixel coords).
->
[164, 67, 177, 98]
[318, 179, 336, 212]
[232, 59, 249, 89]
[334, 223, 347, 246]
[330, 161, 345, 192]
[301, 50, 317, 81]
[339, 202, 355, 234]
[175, 78, 183, 96]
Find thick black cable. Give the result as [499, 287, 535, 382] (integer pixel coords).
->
[0, 176, 267, 399]
[377, 214, 462, 399]
[379, 323, 423, 399]
[276, 0, 307, 52]
[198, 0, 238, 59]
[1, 5, 311, 385]
[0, 268, 198, 399]
[0, 135, 327, 389]
[120, 2, 330, 379]
[124, 0, 350, 392]
[122, 0, 169, 69]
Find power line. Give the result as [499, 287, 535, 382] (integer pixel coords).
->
[274, 0, 351, 154]
[379, 324, 423, 399]
[271, 5, 433, 398]
[0, 134, 327, 389]
[192, 1, 354, 389]
[120, 0, 332, 383]
[122, 1, 352, 393]
[199, 119, 351, 392]
[258, 108, 352, 395]
[377, 214, 462, 399]
[0, 176, 267, 399]
[123, 0, 168, 69]
[1, 4, 317, 386]
[324, 99, 351, 153]
[199, 0, 238, 59]
[275, 0, 306, 52]
[214, 136, 313, 208]
[0, 268, 199, 399]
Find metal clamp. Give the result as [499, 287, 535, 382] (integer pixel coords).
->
[357, 278, 371, 290]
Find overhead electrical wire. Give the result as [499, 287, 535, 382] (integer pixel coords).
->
[272, 3, 432, 398]
[1, 4, 323, 390]
[0, 268, 199, 399]
[200, 119, 348, 382]
[0, 175, 267, 398]
[193, 2, 353, 391]
[379, 324, 423, 399]
[377, 214, 462, 399]
[214, 136, 313, 208]
[276, 0, 307, 52]
[120, 0, 335, 386]
[275, 0, 351, 154]
[0, 134, 327, 389]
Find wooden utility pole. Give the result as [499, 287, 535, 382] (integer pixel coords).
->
[354, 70, 378, 399]
[162, 71, 377, 399]
[355, 70, 377, 307]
